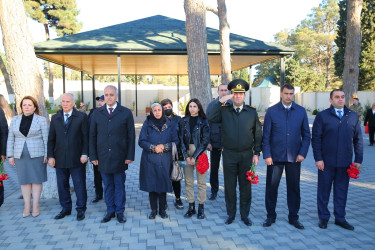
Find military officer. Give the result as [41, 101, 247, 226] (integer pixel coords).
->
[207, 79, 262, 226]
[349, 97, 363, 122]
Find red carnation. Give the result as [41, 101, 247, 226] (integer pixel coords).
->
[196, 153, 209, 175]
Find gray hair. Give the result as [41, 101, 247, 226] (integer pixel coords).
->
[63, 93, 75, 101]
[104, 85, 118, 94]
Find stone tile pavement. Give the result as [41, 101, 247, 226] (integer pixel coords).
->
[0, 117, 374, 249]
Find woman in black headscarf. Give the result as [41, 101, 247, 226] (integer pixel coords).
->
[138, 103, 179, 219]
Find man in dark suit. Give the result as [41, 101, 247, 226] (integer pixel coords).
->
[0, 108, 9, 207]
[48, 93, 89, 221]
[262, 84, 311, 229]
[312, 89, 363, 230]
[87, 95, 105, 203]
[89, 85, 135, 223]
[364, 102, 375, 146]
[206, 84, 230, 200]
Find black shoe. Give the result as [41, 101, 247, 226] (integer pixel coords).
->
[319, 219, 328, 229]
[91, 196, 103, 203]
[149, 210, 157, 219]
[174, 198, 184, 210]
[77, 211, 85, 221]
[184, 202, 196, 218]
[369, 143, 373, 146]
[54, 210, 71, 220]
[197, 204, 205, 219]
[289, 219, 304, 229]
[241, 217, 252, 226]
[208, 193, 217, 200]
[159, 210, 168, 219]
[225, 216, 235, 225]
[335, 220, 354, 230]
[101, 212, 115, 223]
[116, 213, 127, 223]
[263, 218, 276, 227]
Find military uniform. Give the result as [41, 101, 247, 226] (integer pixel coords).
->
[349, 103, 363, 122]
[207, 79, 262, 221]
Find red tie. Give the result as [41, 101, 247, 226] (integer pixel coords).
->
[109, 108, 113, 115]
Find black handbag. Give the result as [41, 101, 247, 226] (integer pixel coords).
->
[171, 143, 183, 181]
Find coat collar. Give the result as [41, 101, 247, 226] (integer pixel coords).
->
[15, 114, 39, 138]
[277, 101, 295, 110]
[98, 103, 123, 118]
[329, 105, 350, 118]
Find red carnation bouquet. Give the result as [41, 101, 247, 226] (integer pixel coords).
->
[347, 163, 364, 179]
[246, 162, 259, 184]
[0, 159, 10, 186]
[196, 152, 209, 174]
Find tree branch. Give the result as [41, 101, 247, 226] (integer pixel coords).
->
[206, 5, 218, 15]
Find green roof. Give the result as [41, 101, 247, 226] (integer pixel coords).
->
[34, 15, 293, 55]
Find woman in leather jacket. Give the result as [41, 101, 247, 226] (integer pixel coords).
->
[179, 98, 209, 219]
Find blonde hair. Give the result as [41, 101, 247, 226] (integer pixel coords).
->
[0, 94, 13, 124]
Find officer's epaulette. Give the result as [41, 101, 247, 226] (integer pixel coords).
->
[245, 105, 256, 110]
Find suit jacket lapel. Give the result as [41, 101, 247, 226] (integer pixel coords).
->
[28, 114, 39, 137]
[15, 115, 25, 138]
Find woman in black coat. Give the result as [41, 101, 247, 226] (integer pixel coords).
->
[138, 103, 179, 219]
[179, 98, 210, 219]
[160, 98, 184, 210]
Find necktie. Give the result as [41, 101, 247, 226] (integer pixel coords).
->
[337, 110, 342, 119]
[236, 108, 240, 114]
[65, 114, 69, 128]
[109, 108, 113, 115]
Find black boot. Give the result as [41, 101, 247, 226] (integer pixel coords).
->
[184, 202, 196, 218]
[197, 204, 205, 219]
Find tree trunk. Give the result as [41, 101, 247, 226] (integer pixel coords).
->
[44, 23, 54, 108]
[184, 0, 212, 110]
[0, 55, 14, 103]
[0, 0, 48, 117]
[342, 0, 363, 106]
[217, 0, 232, 85]
[0, 0, 56, 199]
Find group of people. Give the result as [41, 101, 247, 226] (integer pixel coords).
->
[0, 79, 365, 231]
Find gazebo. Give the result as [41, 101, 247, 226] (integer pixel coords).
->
[34, 15, 294, 110]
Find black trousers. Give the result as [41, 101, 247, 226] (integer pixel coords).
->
[56, 167, 87, 212]
[209, 148, 222, 194]
[265, 162, 301, 221]
[369, 126, 375, 144]
[0, 182, 3, 207]
[171, 180, 181, 199]
[93, 164, 103, 197]
[222, 149, 252, 218]
[149, 192, 167, 212]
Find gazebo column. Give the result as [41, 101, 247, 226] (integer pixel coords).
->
[62, 65, 66, 93]
[81, 71, 84, 103]
[248, 66, 253, 105]
[135, 75, 138, 116]
[92, 75, 96, 108]
[117, 55, 122, 104]
[177, 75, 180, 109]
[280, 56, 285, 87]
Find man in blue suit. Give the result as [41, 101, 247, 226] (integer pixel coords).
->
[89, 85, 135, 223]
[312, 89, 363, 230]
[262, 84, 311, 229]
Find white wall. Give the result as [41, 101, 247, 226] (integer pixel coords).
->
[2, 76, 374, 114]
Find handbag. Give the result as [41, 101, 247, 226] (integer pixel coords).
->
[365, 123, 369, 134]
[170, 142, 183, 181]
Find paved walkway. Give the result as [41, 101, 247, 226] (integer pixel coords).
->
[0, 117, 374, 249]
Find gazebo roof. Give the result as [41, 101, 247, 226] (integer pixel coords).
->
[34, 15, 294, 75]
[257, 77, 279, 87]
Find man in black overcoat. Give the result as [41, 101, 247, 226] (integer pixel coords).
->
[48, 93, 89, 221]
[89, 85, 135, 223]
